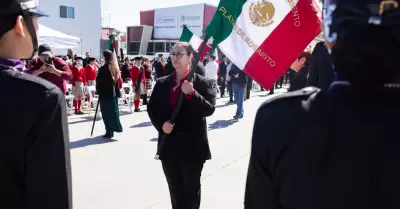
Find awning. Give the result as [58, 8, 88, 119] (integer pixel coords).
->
[38, 24, 81, 49]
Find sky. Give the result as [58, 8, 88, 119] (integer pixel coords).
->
[101, 0, 220, 32]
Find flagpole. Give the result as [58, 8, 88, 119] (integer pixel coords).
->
[154, 35, 210, 160]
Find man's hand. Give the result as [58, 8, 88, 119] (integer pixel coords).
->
[181, 80, 194, 95]
[162, 121, 175, 134]
[32, 65, 46, 76]
[45, 64, 63, 77]
[45, 64, 57, 74]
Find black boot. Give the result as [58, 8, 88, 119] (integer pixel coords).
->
[103, 131, 113, 138]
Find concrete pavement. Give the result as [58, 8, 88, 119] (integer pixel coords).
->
[68, 88, 287, 209]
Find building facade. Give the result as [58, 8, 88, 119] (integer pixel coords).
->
[127, 3, 216, 56]
[38, 0, 102, 58]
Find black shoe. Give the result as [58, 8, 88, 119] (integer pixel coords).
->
[103, 133, 112, 138]
[75, 110, 84, 115]
[134, 108, 142, 112]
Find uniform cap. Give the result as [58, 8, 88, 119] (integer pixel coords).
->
[38, 44, 52, 55]
[0, 0, 48, 17]
[323, 0, 400, 45]
[74, 56, 83, 61]
[133, 57, 143, 61]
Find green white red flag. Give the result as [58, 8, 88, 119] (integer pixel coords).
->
[205, 0, 321, 89]
[108, 33, 118, 63]
[180, 26, 213, 61]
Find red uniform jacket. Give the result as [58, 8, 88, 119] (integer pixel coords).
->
[26, 57, 72, 94]
[84, 65, 97, 82]
[71, 66, 86, 86]
[131, 65, 146, 86]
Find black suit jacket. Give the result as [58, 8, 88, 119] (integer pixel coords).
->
[147, 73, 216, 161]
[307, 42, 334, 90]
[288, 66, 309, 92]
[155, 62, 173, 79]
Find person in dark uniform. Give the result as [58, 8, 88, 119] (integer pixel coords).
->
[147, 42, 216, 209]
[218, 55, 228, 98]
[120, 57, 132, 83]
[155, 56, 173, 79]
[307, 41, 335, 90]
[0, 1, 72, 209]
[245, 76, 253, 100]
[96, 50, 123, 138]
[245, 1, 400, 209]
[287, 51, 312, 92]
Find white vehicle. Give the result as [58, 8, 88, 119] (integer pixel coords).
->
[154, 53, 170, 59]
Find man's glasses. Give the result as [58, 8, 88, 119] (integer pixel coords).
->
[170, 52, 187, 59]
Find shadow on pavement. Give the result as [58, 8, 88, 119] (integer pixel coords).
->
[214, 102, 235, 109]
[208, 119, 238, 131]
[130, 121, 153, 128]
[150, 138, 158, 142]
[68, 116, 101, 125]
[70, 136, 117, 149]
[68, 112, 132, 125]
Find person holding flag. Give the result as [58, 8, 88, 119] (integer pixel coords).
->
[95, 50, 123, 138]
[147, 42, 216, 209]
[245, 0, 400, 208]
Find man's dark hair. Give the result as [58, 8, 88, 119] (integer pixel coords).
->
[0, 13, 19, 40]
[332, 24, 400, 86]
[298, 51, 312, 66]
[210, 54, 216, 60]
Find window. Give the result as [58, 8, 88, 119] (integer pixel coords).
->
[60, 6, 75, 19]
[128, 42, 140, 54]
[147, 42, 154, 54]
[154, 42, 165, 53]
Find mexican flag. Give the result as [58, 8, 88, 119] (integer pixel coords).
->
[205, 0, 321, 89]
[180, 26, 212, 61]
[108, 33, 118, 63]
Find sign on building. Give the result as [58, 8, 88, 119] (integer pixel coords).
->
[154, 4, 204, 39]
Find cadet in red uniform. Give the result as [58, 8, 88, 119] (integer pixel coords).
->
[85, 57, 97, 105]
[71, 57, 86, 114]
[131, 57, 146, 112]
[85, 57, 97, 86]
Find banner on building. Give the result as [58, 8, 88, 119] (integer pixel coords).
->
[154, 3, 205, 39]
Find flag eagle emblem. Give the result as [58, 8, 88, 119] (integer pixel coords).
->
[249, 0, 275, 27]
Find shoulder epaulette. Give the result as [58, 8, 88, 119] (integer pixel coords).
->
[262, 87, 321, 106]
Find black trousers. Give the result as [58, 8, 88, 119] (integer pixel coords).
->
[227, 81, 234, 102]
[162, 159, 205, 209]
[219, 80, 226, 97]
[246, 79, 253, 100]
[276, 76, 284, 88]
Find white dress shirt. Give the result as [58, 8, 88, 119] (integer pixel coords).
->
[204, 60, 219, 80]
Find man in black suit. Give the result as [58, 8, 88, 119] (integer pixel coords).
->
[307, 41, 335, 90]
[218, 55, 228, 97]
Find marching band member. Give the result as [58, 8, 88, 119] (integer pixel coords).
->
[71, 57, 86, 115]
[131, 57, 146, 112]
[142, 58, 153, 105]
[85, 57, 98, 106]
